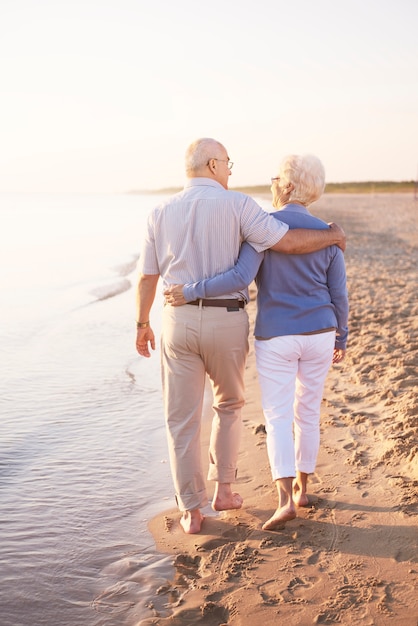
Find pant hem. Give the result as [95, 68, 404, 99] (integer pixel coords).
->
[271, 468, 296, 480]
[175, 491, 209, 512]
[296, 466, 315, 474]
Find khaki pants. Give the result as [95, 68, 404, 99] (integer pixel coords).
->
[161, 303, 249, 511]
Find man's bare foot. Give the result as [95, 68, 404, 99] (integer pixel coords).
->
[212, 491, 243, 512]
[180, 509, 204, 534]
[262, 504, 297, 530]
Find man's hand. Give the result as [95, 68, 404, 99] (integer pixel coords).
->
[136, 327, 156, 358]
[164, 284, 187, 306]
[328, 222, 346, 252]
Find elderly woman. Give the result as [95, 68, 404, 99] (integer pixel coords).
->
[165, 154, 348, 530]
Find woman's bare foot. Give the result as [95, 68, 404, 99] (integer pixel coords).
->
[293, 472, 310, 507]
[212, 483, 243, 511]
[180, 509, 205, 534]
[262, 504, 297, 530]
[293, 490, 309, 507]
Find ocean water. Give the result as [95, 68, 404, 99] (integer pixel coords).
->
[0, 192, 179, 625]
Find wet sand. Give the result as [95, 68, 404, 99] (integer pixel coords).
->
[145, 193, 418, 625]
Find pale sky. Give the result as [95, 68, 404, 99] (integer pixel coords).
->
[1, 0, 417, 193]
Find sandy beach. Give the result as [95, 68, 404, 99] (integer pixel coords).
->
[144, 193, 418, 626]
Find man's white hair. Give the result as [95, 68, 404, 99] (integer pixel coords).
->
[185, 138, 224, 176]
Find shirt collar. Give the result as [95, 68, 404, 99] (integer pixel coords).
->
[184, 177, 225, 190]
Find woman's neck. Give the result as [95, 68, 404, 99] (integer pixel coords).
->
[276, 200, 307, 209]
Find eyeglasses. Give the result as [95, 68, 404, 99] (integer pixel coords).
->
[271, 177, 280, 184]
[208, 158, 234, 169]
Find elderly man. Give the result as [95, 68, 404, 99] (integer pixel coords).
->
[136, 138, 345, 534]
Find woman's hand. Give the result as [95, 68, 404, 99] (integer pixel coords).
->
[332, 348, 346, 364]
[164, 284, 187, 306]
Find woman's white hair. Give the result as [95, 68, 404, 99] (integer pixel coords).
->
[185, 138, 224, 176]
[279, 154, 326, 206]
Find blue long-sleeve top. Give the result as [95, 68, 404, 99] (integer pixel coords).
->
[183, 203, 349, 350]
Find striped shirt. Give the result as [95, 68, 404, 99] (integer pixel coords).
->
[138, 178, 288, 300]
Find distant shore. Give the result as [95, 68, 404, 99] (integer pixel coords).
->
[129, 181, 417, 196]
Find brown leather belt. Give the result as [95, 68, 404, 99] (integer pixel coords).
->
[188, 299, 245, 310]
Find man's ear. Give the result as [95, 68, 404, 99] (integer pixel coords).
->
[207, 158, 216, 173]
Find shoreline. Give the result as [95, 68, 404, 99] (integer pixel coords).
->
[129, 186, 418, 197]
[143, 193, 418, 625]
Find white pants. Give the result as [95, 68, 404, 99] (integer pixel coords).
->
[255, 332, 335, 480]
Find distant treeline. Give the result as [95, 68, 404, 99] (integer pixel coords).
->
[130, 180, 416, 196]
[232, 180, 416, 195]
